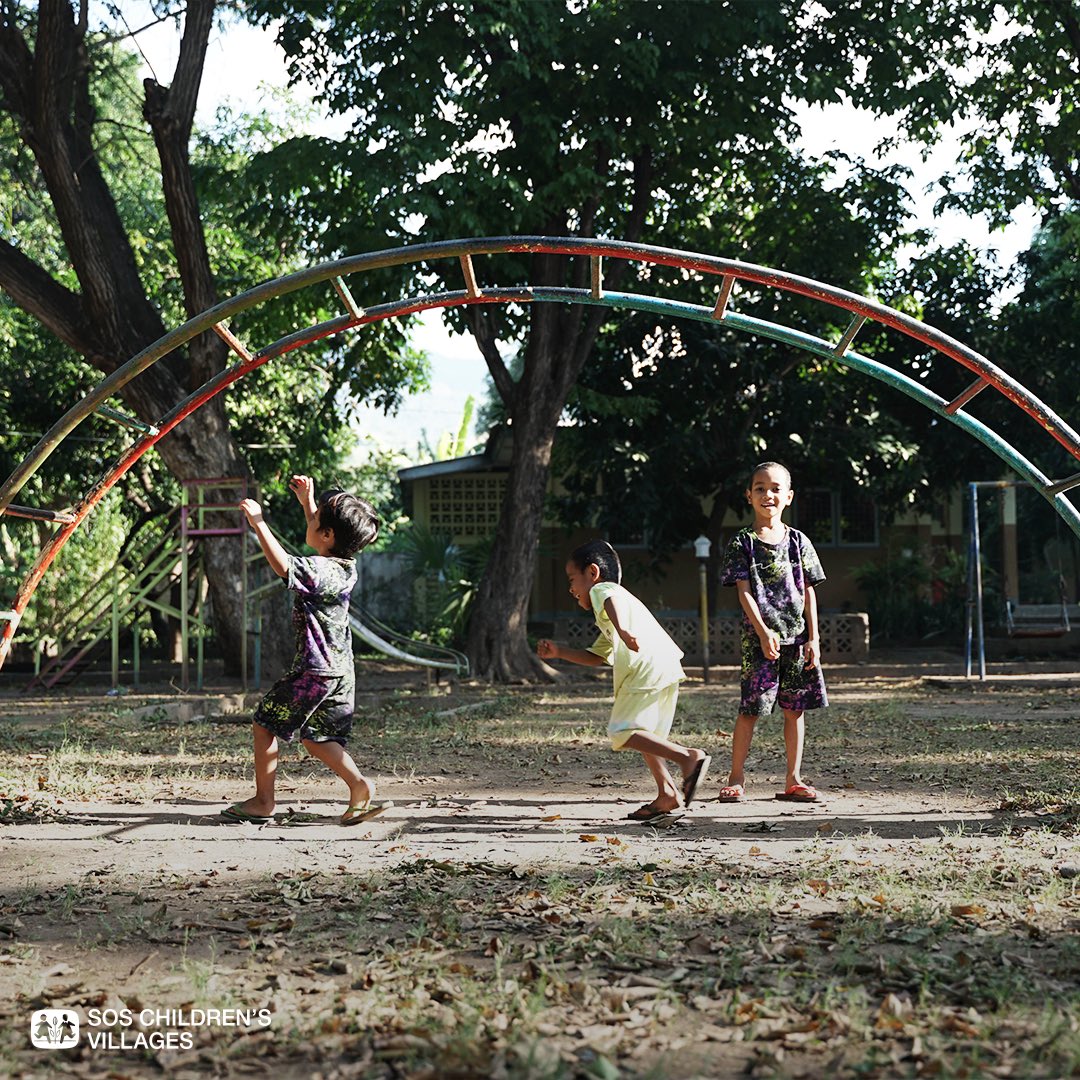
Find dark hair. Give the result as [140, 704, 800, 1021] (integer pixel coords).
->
[317, 489, 380, 558]
[569, 539, 622, 584]
[748, 460, 792, 488]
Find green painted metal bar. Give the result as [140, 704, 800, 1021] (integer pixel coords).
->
[95, 405, 159, 436]
[522, 286, 1080, 541]
[332, 276, 365, 319]
[5, 504, 76, 524]
[6, 235, 1080, 516]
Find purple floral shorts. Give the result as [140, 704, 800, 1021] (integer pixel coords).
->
[739, 637, 828, 716]
[253, 669, 354, 745]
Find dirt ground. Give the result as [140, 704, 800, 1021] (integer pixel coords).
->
[0, 651, 1078, 1079]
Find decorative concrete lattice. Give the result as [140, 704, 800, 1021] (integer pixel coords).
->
[554, 612, 869, 663]
[427, 475, 507, 539]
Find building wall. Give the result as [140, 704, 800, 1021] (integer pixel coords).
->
[402, 468, 967, 623]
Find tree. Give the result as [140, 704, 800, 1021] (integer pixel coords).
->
[246, 0, 905, 679]
[0, 2, 425, 669]
[0, 0, 255, 666]
[796, 0, 1080, 224]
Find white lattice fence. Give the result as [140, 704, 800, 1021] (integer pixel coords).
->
[554, 612, 869, 663]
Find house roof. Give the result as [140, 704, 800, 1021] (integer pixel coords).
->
[397, 425, 513, 483]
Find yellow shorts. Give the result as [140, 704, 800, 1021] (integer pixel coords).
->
[608, 683, 680, 750]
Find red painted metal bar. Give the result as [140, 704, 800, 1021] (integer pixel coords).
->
[945, 377, 990, 415]
[712, 276, 735, 320]
[4, 235, 1080, 671]
[5, 237, 1080, 517]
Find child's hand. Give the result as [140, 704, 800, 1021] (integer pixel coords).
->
[618, 629, 640, 652]
[759, 629, 781, 660]
[239, 498, 264, 526]
[288, 475, 316, 509]
[804, 638, 819, 669]
[536, 639, 559, 660]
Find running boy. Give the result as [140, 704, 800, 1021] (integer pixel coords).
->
[222, 475, 391, 826]
[537, 540, 710, 823]
[717, 461, 827, 803]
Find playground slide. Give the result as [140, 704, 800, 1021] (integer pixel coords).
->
[348, 610, 469, 675]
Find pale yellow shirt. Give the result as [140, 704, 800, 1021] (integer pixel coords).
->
[586, 581, 685, 695]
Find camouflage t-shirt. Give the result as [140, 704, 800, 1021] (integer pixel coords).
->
[285, 555, 357, 676]
[719, 526, 825, 645]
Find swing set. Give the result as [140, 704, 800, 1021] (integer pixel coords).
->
[3, 235, 1080, 682]
[964, 480, 1077, 679]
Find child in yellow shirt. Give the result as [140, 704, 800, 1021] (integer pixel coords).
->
[537, 540, 711, 822]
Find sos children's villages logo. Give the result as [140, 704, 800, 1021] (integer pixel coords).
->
[31, 1007, 272, 1051]
[30, 1010, 78, 1049]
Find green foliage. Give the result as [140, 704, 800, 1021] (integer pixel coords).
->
[0, 13, 428, 633]
[851, 544, 967, 643]
[434, 396, 476, 461]
[393, 523, 491, 643]
[797, 0, 1080, 224]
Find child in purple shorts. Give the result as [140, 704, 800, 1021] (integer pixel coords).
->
[717, 462, 827, 804]
[222, 475, 392, 827]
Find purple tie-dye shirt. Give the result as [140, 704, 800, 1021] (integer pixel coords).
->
[719, 526, 825, 645]
[285, 555, 357, 676]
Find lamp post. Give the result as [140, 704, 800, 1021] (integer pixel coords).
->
[694, 534, 712, 684]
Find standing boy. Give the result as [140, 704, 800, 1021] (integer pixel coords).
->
[717, 461, 827, 803]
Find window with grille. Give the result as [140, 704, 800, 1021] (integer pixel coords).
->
[427, 475, 506, 538]
[796, 489, 878, 547]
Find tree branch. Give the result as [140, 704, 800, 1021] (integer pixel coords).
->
[142, 0, 225, 388]
[467, 306, 516, 408]
[0, 236, 97, 357]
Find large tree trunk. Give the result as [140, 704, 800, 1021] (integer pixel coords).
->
[466, 355, 565, 681]
[464, 254, 614, 681]
[0, 0, 249, 673]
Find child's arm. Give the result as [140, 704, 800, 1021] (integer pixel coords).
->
[239, 498, 290, 578]
[536, 639, 606, 667]
[289, 474, 318, 523]
[602, 595, 639, 652]
[803, 584, 820, 668]
[735, 580, 781, 659]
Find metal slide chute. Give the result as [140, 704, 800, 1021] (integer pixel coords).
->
[349, 610, 469, 674]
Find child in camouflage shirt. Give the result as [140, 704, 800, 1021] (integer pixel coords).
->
[718, 462, 827, 804]
[223, 475, 390, 826]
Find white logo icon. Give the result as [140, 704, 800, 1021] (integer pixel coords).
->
[30, 1009, 79, 1049]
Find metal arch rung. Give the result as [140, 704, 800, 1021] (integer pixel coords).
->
[332, 276, 365, 319]
[460, 255, 480, 298]
[945, 377, 989, 415]
[212, 322, 254, 362]
[4, 503, 76, 524]
[712, 276, 735, 320]
[832, 314, 867, 356]
[591, 255, 603, 299]
[0, 610, 19, 622]
[1047, 472, 1080, 496]
[95, 405, 159, 435]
